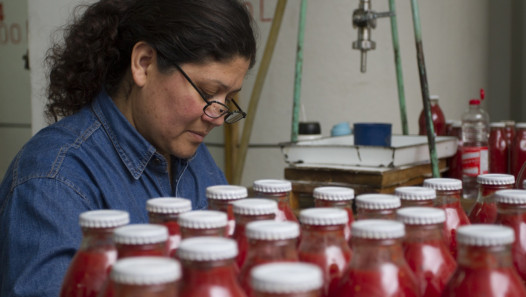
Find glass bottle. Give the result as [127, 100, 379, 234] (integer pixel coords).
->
[396, 207, 456, 297]
[418, 95, 446, 136]
[488, 122, 509, 174]
[252, 179, 298, 222]
[232, 198, 278, 269]
[468, 174, 515, 223]
[334, 220, 419, 297]
[511, 123, 526, 183]
[313, 186, 354, 244]
[111, 257, 181, 297]
[355, 194, 401, 220]
[251, 262, 323, 297]
[60, 210, 129, 297]
[178, 210, 228, 238]
[442, 225, 526, 296]
[298, 208, 351, 297]
[207, 185, 248, 237]
[395, 186, 436, 208]
[178, 237, 247, 297]
[146, 197, 192, 258]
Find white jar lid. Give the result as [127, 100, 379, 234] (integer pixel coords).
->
[395, 186, 436, 201]
[206, 185, 248, 200]
[355, 194, 401, 210]
[178, 210, 228, 229]
[494, 189, 526, 204]
[457, 224, 514, 246]
[146, 197, 192, 214]
[313, 186, 355, 201]
[423, 178, 462, 191]
[177, 237, 238, 261]
[490, 122, 506, 128]
[111, 257, 181, 285]
[299, 208, 349, 226]
[253, 179, 292, 193]
[114, 224, 168, 245]
[351, 219, 405, 239]
[396, 207, 446, 225]
[516, 122, 526, 129]
[232, 198, 278, 215]
[245, 220, 300, 240]
[477, 174, 515, 185]
[251, 262, 323, 294]
[79, 210, 129, 228]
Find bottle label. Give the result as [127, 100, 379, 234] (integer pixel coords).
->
[461, 146, 489, 176]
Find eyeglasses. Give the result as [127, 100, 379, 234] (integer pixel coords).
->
[174, 64, 247, 124]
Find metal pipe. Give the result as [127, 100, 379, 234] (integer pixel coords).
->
[291, 0, 308, 142]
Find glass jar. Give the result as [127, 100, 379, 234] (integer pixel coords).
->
[418, 95, 446, 136]
[355, 194, 401, 220]
[232, 198, 278, 269]
[146, 197, 192, 258]
[468, 174, 515, 223]
[207, 185, 248, 237]
[251, 262, 323, 297]
[394, 186, 436, 208]
[334, 220, 419, 297]
[313, 186, 355, 244]
[252, 179, 298, 222]
[489, 122, 509, 174]
[396, 207, 457, 297]
[298, 208, 351, 297]
[111, 257, 181, 297]
[178, 237, 247, 297]
[60, 210, 129, 297]
[511, 123, 526, 180]
[442, 225, 526, 296]
[178, 210, 228, 238]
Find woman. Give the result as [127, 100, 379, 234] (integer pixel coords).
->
[0, 0, 256, 296]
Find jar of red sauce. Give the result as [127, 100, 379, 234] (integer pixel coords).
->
[207, 185, 248, 237]
[232, 198, 278, 269]
[250, 262, 323, 297]
[111, 257, 181, 297]
[178, 237, 247, 297]
[355, 194, 401, 220]
[146, 197, 192, 258]
[60, 210, 129, 297]
[334, 220, 419, 297]
[313, 186, 354, 244]
[495, 189, 526, 283]
[396, 207, 456, 297]
[418, 95, 446, 136]
[489, 122, 509, 174]
[252, 179, 298, 223]
[240, 220, 300, 297]
[298, 208, 351, 297]
[442, 225, 526, 296]
[178, 210, 228, 238]
[395, 186, 436, 208]
[468, 174, 515, 223]
[446, 120, 463, 180]
[511, 123, 526, 183]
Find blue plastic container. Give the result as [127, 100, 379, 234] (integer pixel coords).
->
[353, 123, 392, 146]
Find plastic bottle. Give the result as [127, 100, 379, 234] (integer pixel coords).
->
[312, 186, 354, 244]
[488, 122, 509, 174]
[178, 210, 228, 238]
[511, 123, 526, 184]
[355, 194, 401, 220]
[394, 186, 436, 208]
[206, 185, 248, 237]
[468, 174, 515, 224]
[252, 179, 298, 223]
[418, 95, 446, 136]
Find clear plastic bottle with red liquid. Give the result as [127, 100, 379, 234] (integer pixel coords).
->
[232, 198, 278, 270]
[396, 207, 456, 297]
[207, 185, 248, 237]
[111, 257, 181, 297]
[252, 179, 298, 223]
[178, 237, 247, 297]
[146, 197, 192, 258]
[178, 210, 228, 239]
[418, 95, 446, 136]
[298, 208, 352, 297]
[442, 225, 526, 296]
[468, 174, 515, 224]
[489, 122, 509, 174]
[60, 210, 129, 297]
[355, 194, 401, 220]
[250, 262, 323, 297]
[394, 186, 436, 208]
[313, 186, 355, 244]
[446, 120, 463, 180]
[511, 123, 526, 183]
[334, 220, 419, 297]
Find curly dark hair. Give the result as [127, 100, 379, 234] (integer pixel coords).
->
[45, 0, 257, 122]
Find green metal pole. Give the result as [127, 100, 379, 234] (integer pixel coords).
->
[291, 0, 307, 142]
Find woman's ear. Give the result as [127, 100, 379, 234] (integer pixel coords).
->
[130, 41, 156, 87]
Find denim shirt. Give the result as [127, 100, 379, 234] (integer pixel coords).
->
[0, 91, 227, 297]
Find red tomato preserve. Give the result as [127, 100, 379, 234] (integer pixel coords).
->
[334, 220, 419, 297]
[207, 185, 248, 237]
[394, 186, 436, 208]
[418, 95, 446, 136]
[355, 194, 401, 220]
[511, 123, 526, 179]
[178, 210, 228, 238]
[252, 179, 298, 223]
[489, 122, 509, 174]
[232, 199, 277, 269]
[178, 237, 247, 297]
[442, 225, 526, 296]
[111, 257, 181, 297]
[60, 210, 129, 297]
[396, 207, 456, 297]
[146, 197, 192, 258]
[468, 174, 515, 224]
[251, 262, 323, 297]
[313, 186, 355, 244]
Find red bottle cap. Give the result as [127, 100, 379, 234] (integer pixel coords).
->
[469, 99, 481, 105]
